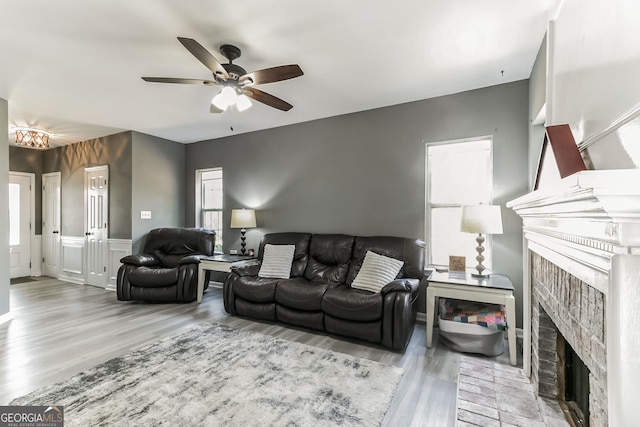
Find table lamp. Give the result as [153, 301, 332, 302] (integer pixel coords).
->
[460, 205, 503, 278]
[230, 209, 257, 255]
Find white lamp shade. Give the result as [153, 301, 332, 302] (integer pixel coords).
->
[212, 86, 237, 111]
[230, 209, 257, 228]
[236, 94, 253, 112]
[460, 205, 503, 234]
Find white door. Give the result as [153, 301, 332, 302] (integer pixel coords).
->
[43, 172, 61, 278]
[85, 166, 108, 288]
[9, 173, 33, 278]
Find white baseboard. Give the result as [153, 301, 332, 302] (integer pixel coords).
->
[209, 280, 223, 289]
[0, 312, 13, 326]
[58, 276, 85, 285]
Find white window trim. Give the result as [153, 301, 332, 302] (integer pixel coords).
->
[424, 136, 494, 268]
[195, 168, 223, 252]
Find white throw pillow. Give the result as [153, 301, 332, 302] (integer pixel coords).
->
[351, 251, 404, 293]
[258, 244, 296, 279]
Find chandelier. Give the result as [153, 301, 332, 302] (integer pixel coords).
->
[15, 128, 50, 149]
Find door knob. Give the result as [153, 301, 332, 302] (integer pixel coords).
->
[53, 230, 59, 234]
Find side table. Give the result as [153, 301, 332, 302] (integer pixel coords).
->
[426, 270, 517, 366]
[197, 254, 255, 303]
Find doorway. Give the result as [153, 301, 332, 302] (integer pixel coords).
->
[42, 172, 61, 278]
[84, 166, 109, 288]
[9, 172, 35, 279]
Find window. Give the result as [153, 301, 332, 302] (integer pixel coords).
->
[426, 137, 493, 268]
[196, 168, 223, 252]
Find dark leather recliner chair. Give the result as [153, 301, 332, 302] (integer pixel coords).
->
[117, 227, 215, 302]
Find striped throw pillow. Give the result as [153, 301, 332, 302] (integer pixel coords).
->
[258, 244, 296, 279]
[351, 251, 404, 293]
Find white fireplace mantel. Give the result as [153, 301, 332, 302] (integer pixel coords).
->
[507, 168, 640, 427]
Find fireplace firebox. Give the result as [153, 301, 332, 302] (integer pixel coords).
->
[561, 337, 590, 427]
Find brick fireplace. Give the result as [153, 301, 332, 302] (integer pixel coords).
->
[532, 253, 607, 426]
[508, 169, 640, 427]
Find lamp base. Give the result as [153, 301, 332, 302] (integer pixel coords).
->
[240, 228, 247, 255]
[471, 272, 491, 279]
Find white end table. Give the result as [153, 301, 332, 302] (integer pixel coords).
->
[426, 270, 517, 366]
[197, 254, 255, 303]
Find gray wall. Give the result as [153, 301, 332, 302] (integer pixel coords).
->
[131, 131, 186, 254]
[8, 129, 185, 256]
[42, 132, 132, 238]
[0, 98, 9, 317]
[185, 80, 529, 326]
[9, 146, 43, 234]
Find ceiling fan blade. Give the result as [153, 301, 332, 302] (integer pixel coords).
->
[243, 88, 293, 111]
[177, 37, 229, 79]
[210, 104, 224, 114]
[240, 65, 303, 85]
[142, 77, 216, 85]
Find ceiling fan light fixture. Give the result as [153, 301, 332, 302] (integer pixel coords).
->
[144, 38, 302, 113]
[212, 86, 237, 111]
[15, 128, 50, 149]
[236, 94, 252, 112]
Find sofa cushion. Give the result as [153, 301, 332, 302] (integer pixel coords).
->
[303, 234, 354, 283]
[351, 251, 404, 293]
[275, 277, 336, 311]
[259, 233, 311, 277]
[322, 285, 383, 322]
[232, 276, 280, 303]
[129, 266, 179, 287]
[258, 244, 295, 278]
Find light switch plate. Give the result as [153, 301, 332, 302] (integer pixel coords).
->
[140, 210, 151, 219]
[229, 249, 238, 255]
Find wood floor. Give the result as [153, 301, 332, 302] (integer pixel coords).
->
[0, 277, 518, 426]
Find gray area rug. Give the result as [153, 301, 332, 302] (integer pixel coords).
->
[11, 323, 402, 426]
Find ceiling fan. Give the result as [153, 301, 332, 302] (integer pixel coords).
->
[142, 37, 303, 113]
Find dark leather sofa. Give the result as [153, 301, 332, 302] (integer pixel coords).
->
[117, 227, 215, 302]
[223, 232, 425, 350]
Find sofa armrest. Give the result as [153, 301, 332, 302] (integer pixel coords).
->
[381, 278, 420, 295]
[120, 254, 159, 267]
[230, 260, 262, 276]
[177, 254, 205, 265]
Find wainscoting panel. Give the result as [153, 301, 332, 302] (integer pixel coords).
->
[59, 237, 85, 284]
[107, 239, 132, 292]
[31, 235, 42, 277]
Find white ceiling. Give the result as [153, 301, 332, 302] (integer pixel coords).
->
[1, 0, 558, 147]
